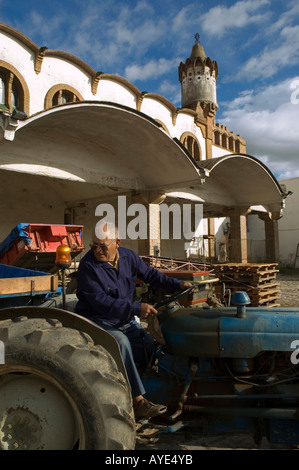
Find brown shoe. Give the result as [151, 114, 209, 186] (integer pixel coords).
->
[134, 398, 167, 420]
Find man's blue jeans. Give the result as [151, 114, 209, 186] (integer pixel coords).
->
[93, 318, 156, 398]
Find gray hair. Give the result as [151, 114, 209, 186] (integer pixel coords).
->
[94, 220, 118, 240]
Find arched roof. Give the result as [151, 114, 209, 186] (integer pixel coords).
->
[0, 102, 285, 219]
[196, 154, 285, 219]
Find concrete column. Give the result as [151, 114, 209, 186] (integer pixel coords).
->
[224, 207, 251, 263]
[207, 218, 216, 260]
[131, 190, 166, 256]
[258, 213, 279, 263]
[229, 214, 248, 263]
[137, 203, 161, 256]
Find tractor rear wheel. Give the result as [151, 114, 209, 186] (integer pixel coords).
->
[0, 316, 136, 450]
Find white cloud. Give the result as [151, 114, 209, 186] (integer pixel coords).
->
[267, 0, 299, 35]
[14, 11, 65, 45]
[125, 58, 179, 82]
[236, 24, 299, 81]
[11, 1, 168, 70]
[158, 80, 181, 104]
[223, 80, 297, 112]
[171, 5, 194, 31]
[200, 0, 270, 37]
[219, 77, 299, 180]
[134, 0, 155, 14]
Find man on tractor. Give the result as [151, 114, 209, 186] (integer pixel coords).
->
[75, 220, 192, 420]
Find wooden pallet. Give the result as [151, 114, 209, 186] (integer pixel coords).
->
[213, 263, 280, 307]
[213, 263, 278, 272]
[217, 271, 278, 282]
[250, 283, 280, 293]
[251, 297, 281, 307]
[251, 288, 280, 301]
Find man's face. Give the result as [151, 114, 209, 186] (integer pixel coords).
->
[91, 236, 120, 263]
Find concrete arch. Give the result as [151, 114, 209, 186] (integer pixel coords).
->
[197, 154, 285, 219]
[0, 103, 285, 250]
[1, 101, 201, 200]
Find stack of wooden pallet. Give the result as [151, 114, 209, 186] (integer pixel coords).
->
[213, 263, 280, 307]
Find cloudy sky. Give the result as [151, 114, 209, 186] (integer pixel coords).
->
[1, 0, 298, 181]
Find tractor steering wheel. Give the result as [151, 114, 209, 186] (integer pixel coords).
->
[154, 286, 194, 310]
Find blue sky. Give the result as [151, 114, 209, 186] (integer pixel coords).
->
[1, 0, 299, 181]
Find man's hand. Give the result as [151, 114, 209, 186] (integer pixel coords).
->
[140, 303, 158, 319]
[140, 283, 193, 319]
[180, 281, 193, 290]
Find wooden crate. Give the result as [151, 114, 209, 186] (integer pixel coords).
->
[0, 274, 58, 296]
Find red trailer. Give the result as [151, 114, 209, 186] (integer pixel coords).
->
[0, 223, 85, 272]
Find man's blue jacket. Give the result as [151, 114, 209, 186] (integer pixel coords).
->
[75, 246, 181, 326]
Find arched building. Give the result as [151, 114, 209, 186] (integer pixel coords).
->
[0, 24, 285, 263]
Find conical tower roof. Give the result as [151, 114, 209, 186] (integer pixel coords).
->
[190, 33, 206, 60]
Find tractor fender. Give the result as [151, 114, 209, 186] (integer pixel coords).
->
[0, 305, 127, 381]
[0, 313, 135, 449]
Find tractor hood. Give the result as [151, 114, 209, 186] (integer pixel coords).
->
[159, 306, 299, 358]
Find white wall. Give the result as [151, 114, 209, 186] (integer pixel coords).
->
[277, 177, 299, 267]
[246, 177, 299, 266]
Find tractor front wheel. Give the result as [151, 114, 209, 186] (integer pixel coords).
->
[0, 316, 136, 450]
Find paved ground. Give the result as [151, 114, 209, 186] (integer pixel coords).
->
[276, 272, 299, 308]
[136, 272, 299, 450]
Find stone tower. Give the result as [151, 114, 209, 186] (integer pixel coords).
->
[179, 33, 218, 112]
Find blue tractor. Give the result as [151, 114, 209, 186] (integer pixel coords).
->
[1, 267, 299, 449]
[140, 287, 299, 447]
